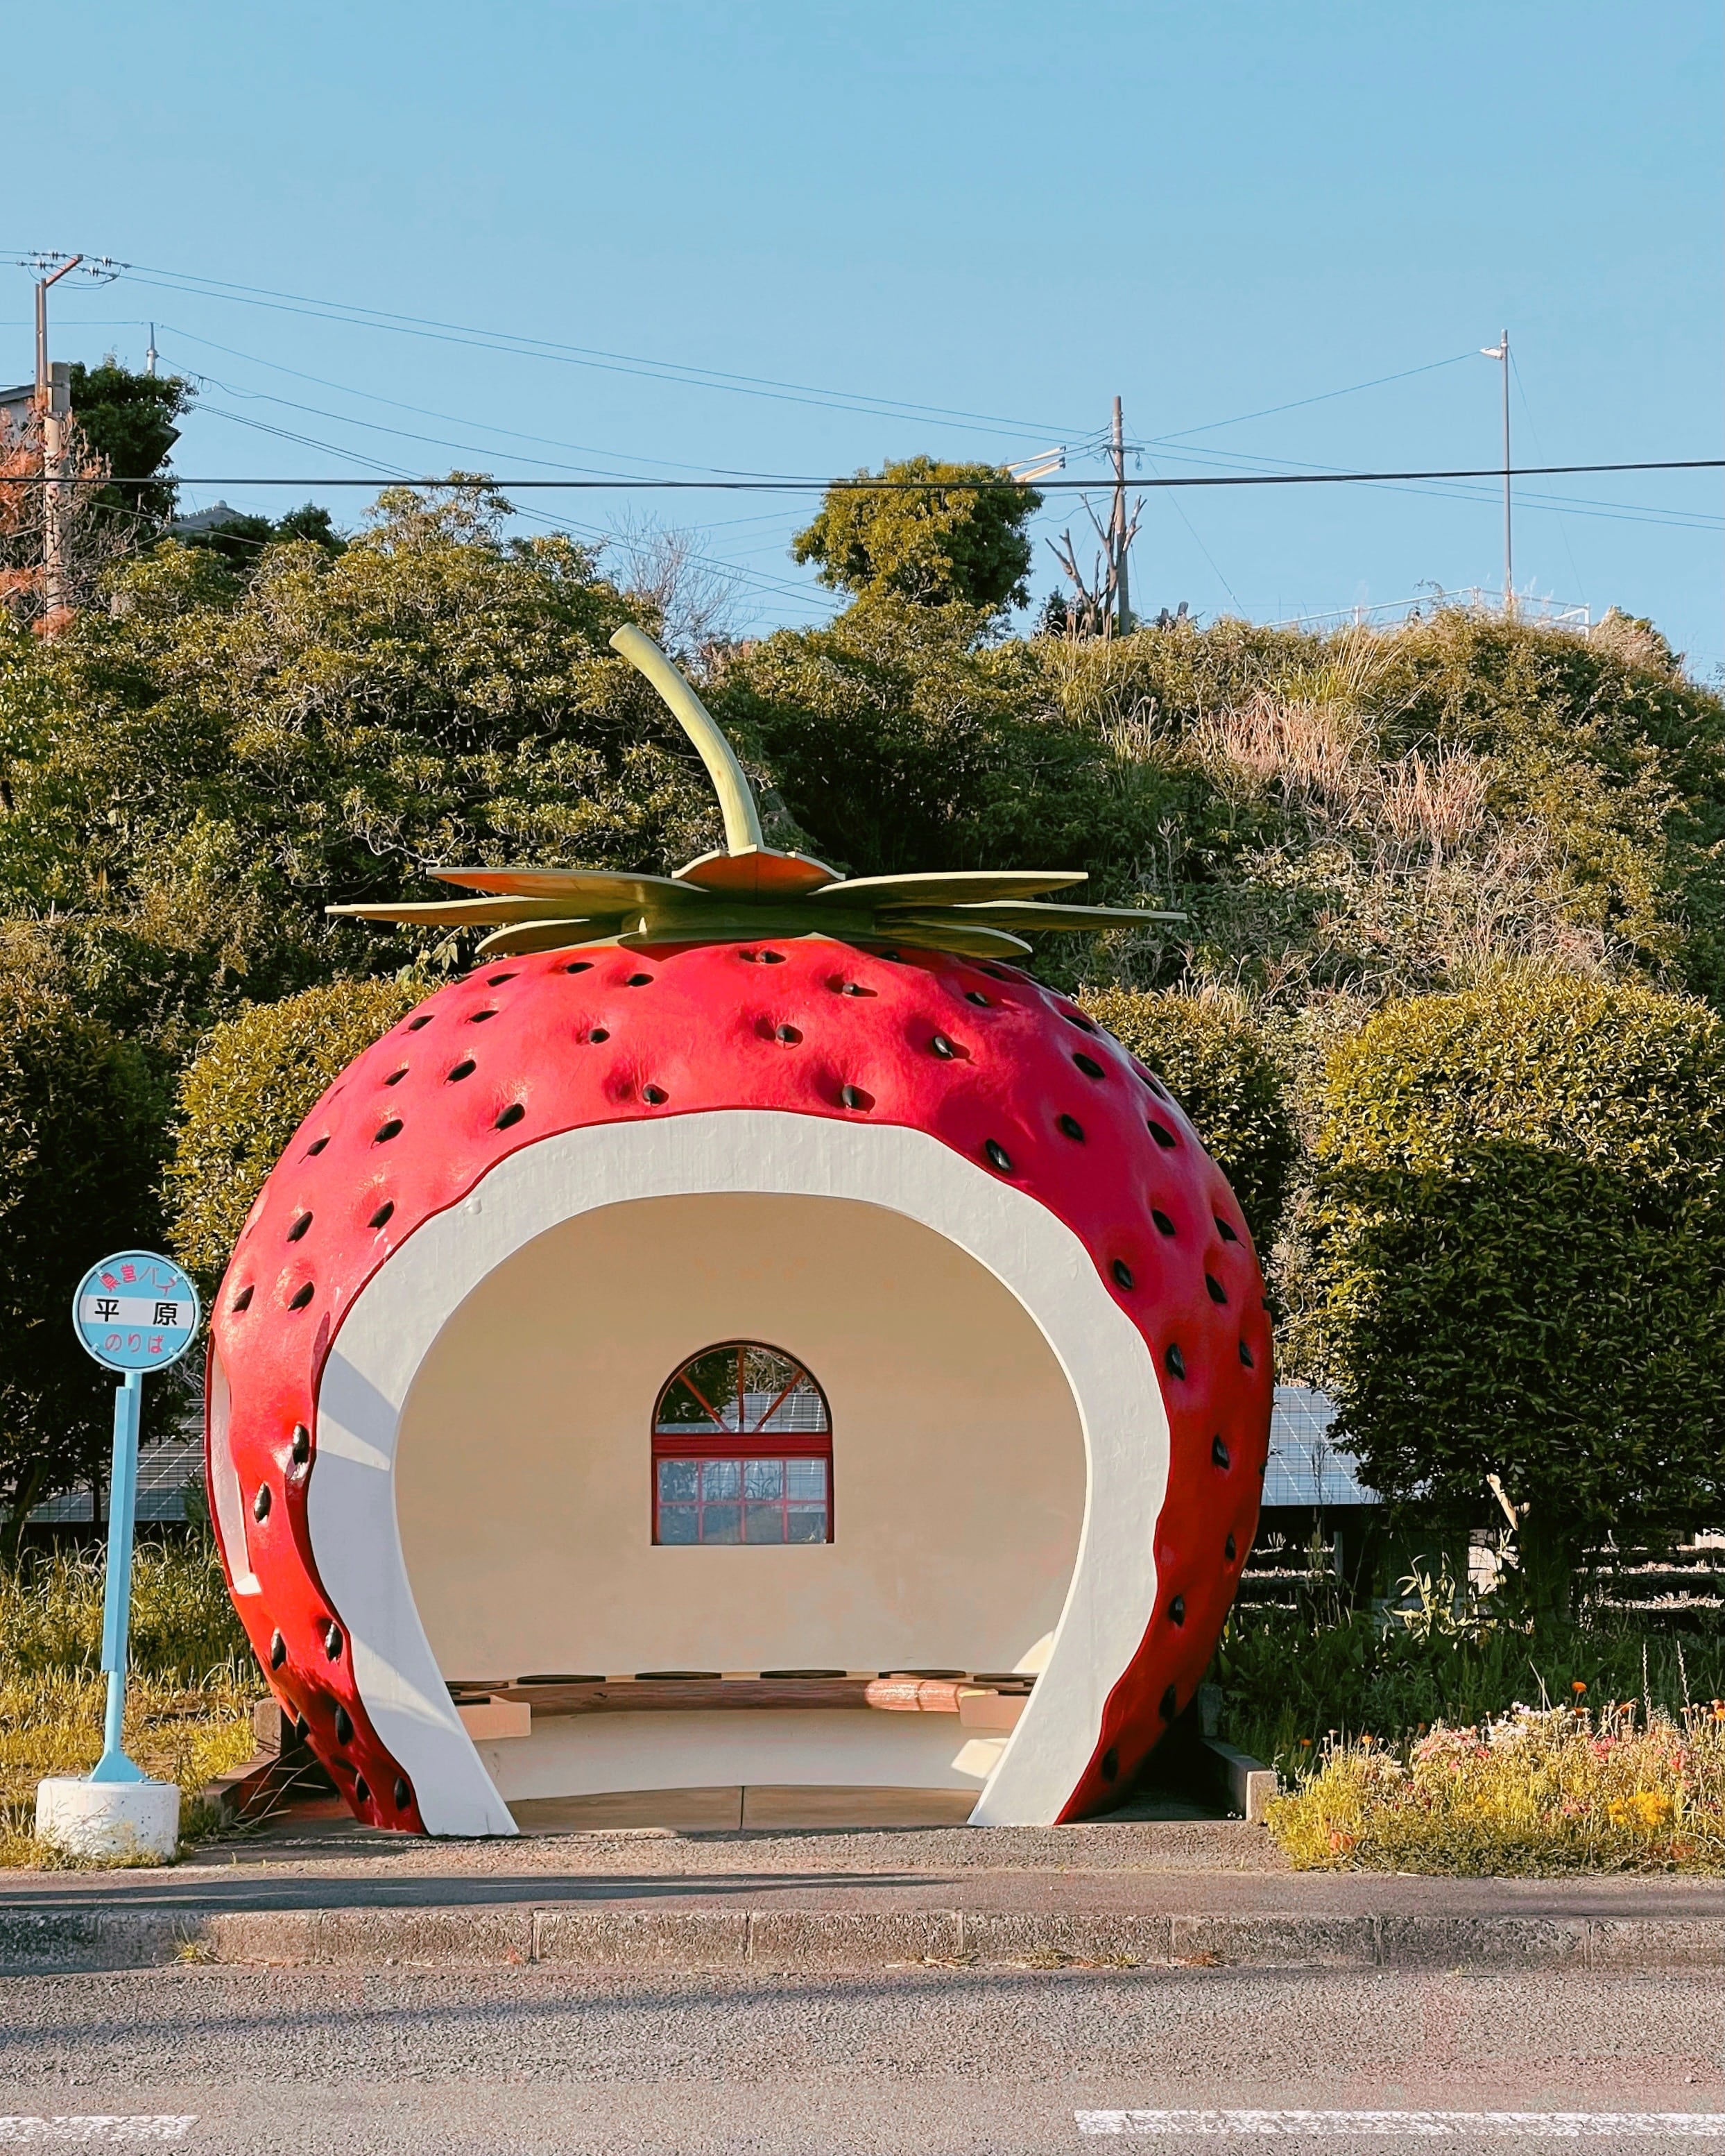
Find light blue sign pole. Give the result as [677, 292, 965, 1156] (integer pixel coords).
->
[71, 1251, 201, 1784]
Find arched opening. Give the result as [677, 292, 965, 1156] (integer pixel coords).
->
[390, 1188, 1088, 1814]
[652, 1342, 833, 1545]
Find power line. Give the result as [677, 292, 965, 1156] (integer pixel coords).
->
[99, 259, 1088, 444]
[9, 458, 1718, 491]
[156, 324, 741, 480]
[169, 343, 1725, 538]
[1149, 352, 1480, 442]
[14, 256, 1543, 481]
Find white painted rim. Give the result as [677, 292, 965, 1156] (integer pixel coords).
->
[307, 1111, 1169, 1835]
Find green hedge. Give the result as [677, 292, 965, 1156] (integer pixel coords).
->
[1081, 988, 1296, 1252]
[1288, 970, 1725, 1597]
[169, 977, 418, 1283]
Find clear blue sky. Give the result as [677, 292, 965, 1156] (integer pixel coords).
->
[6, 2, 1722, 668]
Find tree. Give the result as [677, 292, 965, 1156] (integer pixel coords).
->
[790, 457, 1042, 615]
[1287, 971, 1725, 1610]
[0, 973, 164, 1543]
[1080, 989, 1296, 1252]
[66, 360, 193, 527]
[169, 979, 418, 1284]
[710, 598, 1213, 900]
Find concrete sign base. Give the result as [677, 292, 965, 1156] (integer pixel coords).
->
[35, 1776, 180, 1863]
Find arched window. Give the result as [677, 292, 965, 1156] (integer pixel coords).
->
[652, 1342, 832, 1546]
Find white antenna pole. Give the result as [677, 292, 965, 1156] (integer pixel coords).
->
[1479, 330, 1513, 615]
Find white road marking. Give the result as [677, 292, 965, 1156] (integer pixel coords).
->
[1078, 2114, 1725, 2139]
[0, 2125, 196, 2145]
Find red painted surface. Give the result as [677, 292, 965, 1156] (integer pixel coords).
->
[208, 937, 1273, 1831]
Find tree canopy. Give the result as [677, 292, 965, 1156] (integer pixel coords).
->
[179, 502, 347, 573]
[67, 359, 193, 526]
[3, 469, 1725, 1546]
[789, 457, 1042, 615]
[0, 482, 730, 1058]
[0, 972, 163, 1537]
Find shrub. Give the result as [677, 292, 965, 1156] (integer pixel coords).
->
[1287, 970, 1725, 1605]
[168, 977, 417, 1283]
[1081, 988, 1296, 1251]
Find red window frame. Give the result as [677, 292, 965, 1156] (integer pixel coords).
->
[651, 1340, 833, 1546]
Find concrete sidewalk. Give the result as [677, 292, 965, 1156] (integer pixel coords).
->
[3, 1816, 1724, 1974]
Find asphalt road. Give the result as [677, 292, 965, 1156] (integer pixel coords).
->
[2, 1964, 1724, 2152]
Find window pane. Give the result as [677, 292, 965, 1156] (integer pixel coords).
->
[700, 1459, 741, 1499]
[744, 1458, 784, 1500]
[786, 1503, 828, 1543]
[785, 1458, 827, 1500]
[655, 1380, 719, 1430]
[658, 1505, 698, 1544]
[744, 1502, 787, 1543]
[655, 1343, 829, 1437]
[701, 1502, 742, 1544]
[657, 1459, 698, 1503]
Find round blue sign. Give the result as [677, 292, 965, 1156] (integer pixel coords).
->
[73, 1250, 201, 1374]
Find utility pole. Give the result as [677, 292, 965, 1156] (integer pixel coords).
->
[144, 323, 157, 377]
[1110, 395, 1131, 633]
[1480, 329, 1512, 614]
[33, 254, 83, 617]
[1048, 402, 1141, 639]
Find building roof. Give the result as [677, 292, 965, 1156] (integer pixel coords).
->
[170, 500, 243, 535]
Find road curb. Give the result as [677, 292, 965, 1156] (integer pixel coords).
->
[2, 1905, 1723, 1974]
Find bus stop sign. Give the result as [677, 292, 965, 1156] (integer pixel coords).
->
[73, 1250, 200, 1374]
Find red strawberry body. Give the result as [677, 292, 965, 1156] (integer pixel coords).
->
[207, 934, 1271, 1833]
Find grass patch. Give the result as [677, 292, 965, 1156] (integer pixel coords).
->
[0, 1672, 259, 1866]
[0, 1537, 259, 1867]
[1269, 1701, 1725, 1874]
[0, 1538, 251, 1682]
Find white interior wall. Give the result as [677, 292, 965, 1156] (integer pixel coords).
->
[393, 1192, 1085, 1792]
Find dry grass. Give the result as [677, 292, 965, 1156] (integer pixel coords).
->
[0, 1672, 257, 1867]
[0, 1539, 259, 1867]
[1189, 692, 1370, 803]
[1269, 1699, 1725, 1874]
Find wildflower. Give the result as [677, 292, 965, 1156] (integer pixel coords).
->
[1608, 1790, 1675, 1833]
